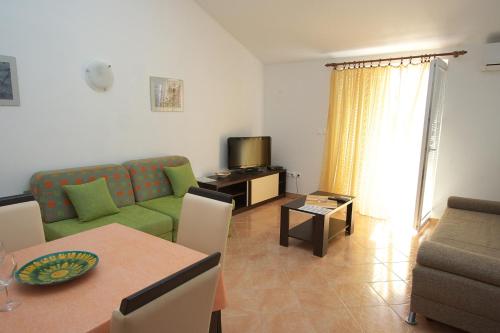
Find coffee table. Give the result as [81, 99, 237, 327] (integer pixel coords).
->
[279, 191, 355, 257]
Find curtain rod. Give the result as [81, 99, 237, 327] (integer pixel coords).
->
[325, 50, 467, 69]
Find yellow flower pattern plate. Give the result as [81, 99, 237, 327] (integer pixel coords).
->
[15, 251, 99, 285]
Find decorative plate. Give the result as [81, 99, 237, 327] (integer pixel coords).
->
[215, 170, 231, 178]
[15, 251, 99, 285]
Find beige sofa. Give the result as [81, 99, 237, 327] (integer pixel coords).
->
[408, 196, 500, 332]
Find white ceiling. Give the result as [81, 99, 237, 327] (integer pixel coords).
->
[195, 0, 500, 63]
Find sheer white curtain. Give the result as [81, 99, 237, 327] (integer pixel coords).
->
[356, 63, 430, 225]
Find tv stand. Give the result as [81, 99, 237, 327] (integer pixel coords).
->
[197, 169, 286, 214]
[231, 167, 267, 174]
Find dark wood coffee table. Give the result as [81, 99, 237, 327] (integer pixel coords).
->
[279, 191, 354, 257]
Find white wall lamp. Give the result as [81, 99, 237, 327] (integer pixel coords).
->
[85, 61, 114, 92]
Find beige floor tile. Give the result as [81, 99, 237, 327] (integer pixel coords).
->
[224, 289, 262, 317]
[261, 311, 317, 333]
[249, 268, 290, 290]
[372, 248, 409, 263]
[294, 286, 346, 311]
[325, 248, 381, 265]
[224, 254, 250, 272]
[285, 266, 330, 288]
[305, 307, 364, 333]
[226, 237, 244, 255]
[385, 261, 416, 281]
[369, 280, 411, 305]
[222, 312, 263, 333]
[390, 303, 412, 320]
[224, 268, 254, 291]
[243, 252, 282, 270]
[350, 305, 411, 333]
[336, 282, 386, 307]
[252, 288, 302, 314]
[327, 263, 401, 284]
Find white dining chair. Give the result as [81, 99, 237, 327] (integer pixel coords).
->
[0, 196, 45, 252]
[176, 187, 233, 264]
[110, 252, 221, 333]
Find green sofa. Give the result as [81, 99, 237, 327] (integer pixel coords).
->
[30, 156, 191, 242]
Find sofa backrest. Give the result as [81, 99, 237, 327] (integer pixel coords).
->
[123, 156, 190, 202]
[31, 164, 135, 223]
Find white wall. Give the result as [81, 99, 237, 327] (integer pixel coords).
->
[263, 60, 330, 194]
[264, 45, 500, 217]
[433, 43, 500, 216]
[0, 0, 262, 197]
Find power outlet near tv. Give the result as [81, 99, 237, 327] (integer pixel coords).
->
[287, 171, 301, 178]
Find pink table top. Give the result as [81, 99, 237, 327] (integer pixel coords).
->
[0, 223, 227, 333]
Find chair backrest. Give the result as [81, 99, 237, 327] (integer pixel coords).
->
[177, 187, 233, 264]
[0, 194, 45, 252]
[110, 252, 221, 333]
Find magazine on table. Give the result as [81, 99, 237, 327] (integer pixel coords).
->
[299, 195, 338, 214]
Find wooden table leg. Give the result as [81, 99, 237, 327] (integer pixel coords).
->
[210, 310, 222, 333]
[312, 214, 328, 257]
[346, 201, 354, 235]
[280, 206, 289, 247]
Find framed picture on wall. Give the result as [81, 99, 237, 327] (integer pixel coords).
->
[149, 76, 183, 112]
[0, 55, 20, 106]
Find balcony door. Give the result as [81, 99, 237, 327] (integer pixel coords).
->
[415, 58, 448, 229]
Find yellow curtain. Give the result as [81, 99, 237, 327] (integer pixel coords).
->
[320, 63, 430, 223]
[319, 66, 389, 195]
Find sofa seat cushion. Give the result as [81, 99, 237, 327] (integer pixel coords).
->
[43, 205, 173, 241]
[137, 196, 183, 229]
[431, 208, 500, 258]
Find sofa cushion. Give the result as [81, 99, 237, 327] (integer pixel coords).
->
[137, 195, 183, 229]
[43, 205, 173, 241]
[123, 156, 190, 202]
[431, 208, 500, 258]
[448, 196, 500, 215]
[31, 164, 135, 223]
[163, 163, 199, 197]
[63, 178, 120, 222]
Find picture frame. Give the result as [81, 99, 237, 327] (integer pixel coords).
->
[0, 55, 20, 106]
[149, 76, 183, 112]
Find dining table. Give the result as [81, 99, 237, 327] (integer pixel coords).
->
[0, 223, 227, 333]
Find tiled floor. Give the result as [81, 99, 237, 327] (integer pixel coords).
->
[222, 196, 463, 333]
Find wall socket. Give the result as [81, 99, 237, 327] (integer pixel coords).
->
[287, 171, 301, 178]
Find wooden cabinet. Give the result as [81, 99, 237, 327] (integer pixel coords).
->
[198, 170, 286, 214]
[250, 173, 279, 205]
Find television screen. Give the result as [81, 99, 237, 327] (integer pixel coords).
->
[228, 136, 271, 169]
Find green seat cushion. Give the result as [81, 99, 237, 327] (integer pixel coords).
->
[137, 195, 183, 229]
[63, 178, 120, 222]
[43, 205, 173, 241]
[163, 163, 199, 198]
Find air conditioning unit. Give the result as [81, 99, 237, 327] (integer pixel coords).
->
[482, 42, 500, 71]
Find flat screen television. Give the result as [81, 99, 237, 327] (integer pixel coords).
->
[228, 136, 271, 170]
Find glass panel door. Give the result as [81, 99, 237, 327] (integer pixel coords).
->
[414, 58, 448, 229]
